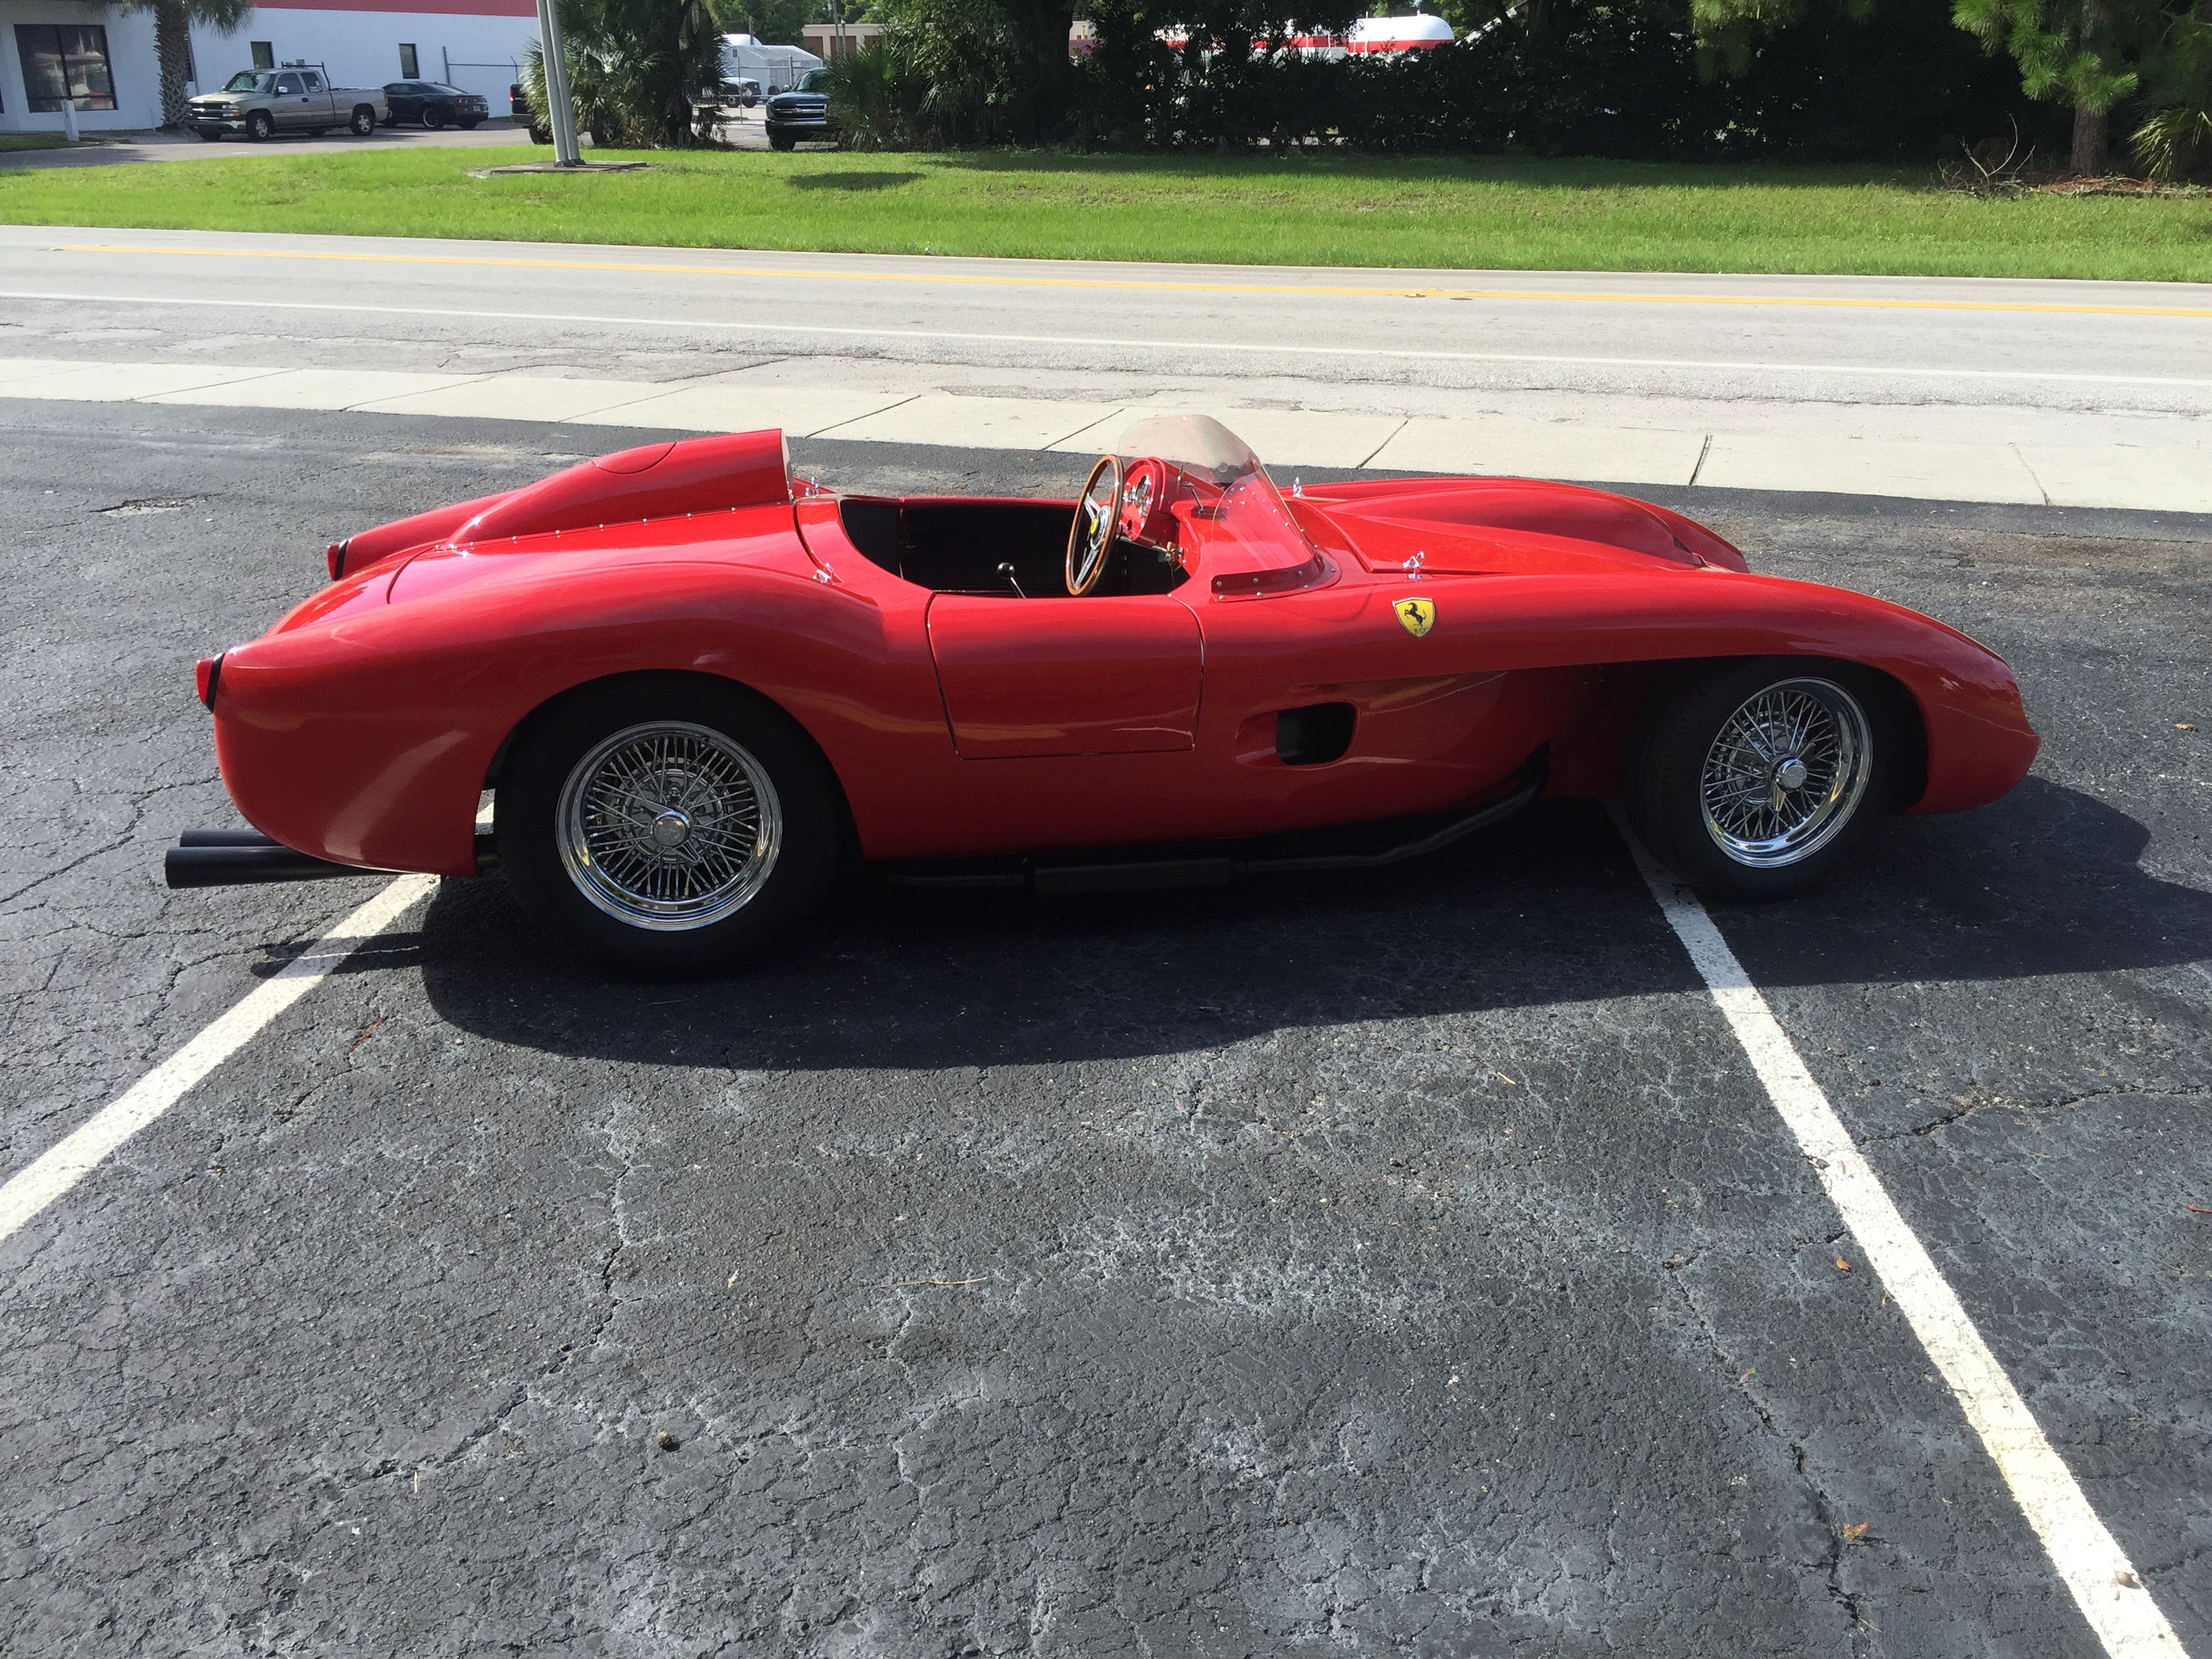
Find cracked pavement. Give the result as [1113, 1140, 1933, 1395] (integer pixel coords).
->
[0, 401, 2206, 1657]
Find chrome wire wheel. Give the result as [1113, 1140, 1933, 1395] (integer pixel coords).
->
[555, 721, 783, 930]
[1698, 677, 1872, 869]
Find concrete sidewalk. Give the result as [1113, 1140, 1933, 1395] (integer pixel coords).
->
[3, 352, 2206, 512]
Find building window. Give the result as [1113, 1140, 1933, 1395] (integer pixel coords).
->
[398, 43, 418, 78]
[15, 24, 119, 112]
[251, 41, 274, 70]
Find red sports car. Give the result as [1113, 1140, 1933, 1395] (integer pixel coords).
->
[171, 415, 2039, 975]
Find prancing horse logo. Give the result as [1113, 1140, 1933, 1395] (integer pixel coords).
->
[1395, 597, 1436, 638]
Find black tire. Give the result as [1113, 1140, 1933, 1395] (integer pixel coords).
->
[423, 104, 447, 129]
[246, 110, 274, 141]
[529, 123, 552, 145]
[197, 129, 222, 142]
[1624, 657, 1904, 903]
[497, 676, 845, 977]
[769, 131, 796, 150]
[350, 106, 376, 136]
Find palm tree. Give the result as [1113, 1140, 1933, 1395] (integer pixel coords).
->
[121, 0, 255, 129]
[525, 0, 724, 146]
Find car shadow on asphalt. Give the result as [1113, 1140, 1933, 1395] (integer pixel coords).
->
[408, 778, 2212, 1071]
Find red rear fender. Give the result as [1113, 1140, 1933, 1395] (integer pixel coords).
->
[458, 430, 792, 544]
[332, 489, 516, 577]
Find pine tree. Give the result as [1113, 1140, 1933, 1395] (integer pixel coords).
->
[1950, 0, 2163, 172]
[1692, 0, 2203, 176]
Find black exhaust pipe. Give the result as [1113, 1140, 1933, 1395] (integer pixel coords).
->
[890, 747, 1550, 898]
[165, 830, 371, 888]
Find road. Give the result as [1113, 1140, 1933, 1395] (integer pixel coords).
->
[0, 395, 2206, 1657]
[0, 110, 783, 170]
[2, 226, 2209, 509]
[0, 119, 535, 170]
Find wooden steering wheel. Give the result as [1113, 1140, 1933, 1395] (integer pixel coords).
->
[1065, 455, 1122, 596]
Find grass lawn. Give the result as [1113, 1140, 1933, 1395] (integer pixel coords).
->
[3, 146, 2207, 279]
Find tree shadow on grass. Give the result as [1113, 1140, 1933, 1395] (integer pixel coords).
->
[785, 170, 925, 191]
[414, 779, 2212, 1073]
[922, 150, 1904, 190]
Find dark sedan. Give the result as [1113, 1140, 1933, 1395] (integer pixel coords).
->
[382, 81, 489, 129]
[764, 68, 834, 150]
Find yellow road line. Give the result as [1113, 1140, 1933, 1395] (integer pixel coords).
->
[61, 243, 2212, 319]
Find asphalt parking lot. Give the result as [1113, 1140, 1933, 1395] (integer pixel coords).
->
[1, 399, 2206, 1658]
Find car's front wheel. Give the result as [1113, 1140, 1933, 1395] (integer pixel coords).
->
[497, 677, 844, 976]
[245, 110, 274, 141]
[1625, 659, 1901, 902]
[769, 131, 795, 150]
[423, 104, 447, 129]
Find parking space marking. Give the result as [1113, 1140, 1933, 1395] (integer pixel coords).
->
[1616, 819, 2184, 1657]
[0, 874, 435, 1249]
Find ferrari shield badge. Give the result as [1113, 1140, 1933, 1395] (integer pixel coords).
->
[1395, 597, 1436, 638]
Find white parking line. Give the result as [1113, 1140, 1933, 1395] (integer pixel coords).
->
[0, 874, 436, 1248]
[1615, 819, 2184, 1658]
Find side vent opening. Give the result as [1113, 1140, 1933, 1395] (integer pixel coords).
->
[1275, 702, 1355, 766]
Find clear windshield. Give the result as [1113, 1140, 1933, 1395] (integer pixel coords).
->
[1114, 414, 1318, 586]
[224, 71, 274, 91]
[797, 68, 830, 90]
[1117, 414, 1262, 486]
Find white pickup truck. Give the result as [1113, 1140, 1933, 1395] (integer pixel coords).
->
[186, 67, 389, 141]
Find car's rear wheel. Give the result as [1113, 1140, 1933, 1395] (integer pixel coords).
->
[1625, 659, 1898, 902]
[497, 677, 844, 976]
[245, 110, 274, 141]
[350, 106, 376, 136]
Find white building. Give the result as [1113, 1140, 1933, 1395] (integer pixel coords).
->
[1, 0, 541, 134]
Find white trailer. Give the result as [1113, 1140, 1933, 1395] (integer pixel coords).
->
[719, 34, 823, 98]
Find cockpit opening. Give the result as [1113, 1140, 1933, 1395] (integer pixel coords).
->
[836, 497, 1187, 597]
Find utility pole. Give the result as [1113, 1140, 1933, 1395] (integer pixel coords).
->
[533, 0, 583, 165]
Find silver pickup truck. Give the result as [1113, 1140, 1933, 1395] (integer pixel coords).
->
[187, 67, 388, 141]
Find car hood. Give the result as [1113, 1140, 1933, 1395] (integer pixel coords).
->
[1296, 476, 1750, 577]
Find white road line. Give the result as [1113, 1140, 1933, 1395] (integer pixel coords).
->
[1614, 818, 2183, 1658]
[0, 874, 436, 1248]
[3, 289, 2211, 390]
